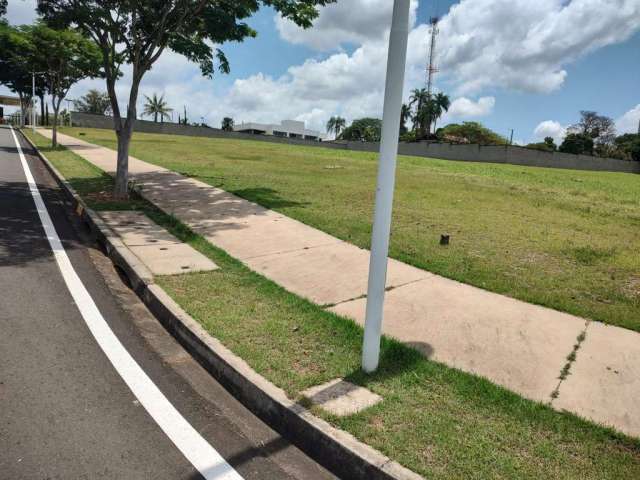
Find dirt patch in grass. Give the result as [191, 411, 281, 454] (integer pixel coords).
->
[565, 245, 617, 266]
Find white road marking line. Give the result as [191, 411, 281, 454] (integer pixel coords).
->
[10, 127, 243, 480]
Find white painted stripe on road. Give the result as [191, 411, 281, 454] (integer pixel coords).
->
[10, 127, 243, 480]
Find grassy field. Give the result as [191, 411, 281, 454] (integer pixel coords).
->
[27, 129, 640, 479]
[60, 127, 640, 331]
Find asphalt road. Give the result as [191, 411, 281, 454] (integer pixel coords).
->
[0, 126, 335, 480]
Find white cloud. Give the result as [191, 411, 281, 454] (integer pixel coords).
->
[446, 96, 495, 118]
[6, 0, 636, 136]
[533, 120, 567, 144]
[437, 0, 640, 94]
[275, 0, 418, 51]
[615, 104, 640, 134]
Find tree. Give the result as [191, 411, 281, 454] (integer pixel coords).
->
[631, 140, 640, 162]
[408, 88, 429, 136]
[38, 0, 335, 200]
[544, 136, 557, 151]
[0, 1, 6, 17]
[74, 89, 112, 115]
[341, 118, 382, 142]
[326, 115, 346, 139]
[526, 137, 558, 152]
[559, 133, 594, 155]
[570, 110, 616, 146]
[528, 136, 558, 152]
[28, 24, 103, 147]
[614, 133, 640, 160]
[437, 122, 507, 145]
[428, 92, 451, 134]
[143, 93, 172, 123]
[221, 117, 234, 131]
[399, 103, 411, 135]
[0, 23, 46, 127]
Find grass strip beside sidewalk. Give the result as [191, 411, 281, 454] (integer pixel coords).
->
[59, 127, 640, 332]
[26, 130, 640, 480]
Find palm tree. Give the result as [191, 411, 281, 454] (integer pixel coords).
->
[429, 92, 451, 134]
[143, 93, 172, 123]
[400, 103, 411, 135]
[326, 116, 346, 139]
[408, 88, 429, 136]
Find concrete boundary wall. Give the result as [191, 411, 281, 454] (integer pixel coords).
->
[71, 112, 639, 174]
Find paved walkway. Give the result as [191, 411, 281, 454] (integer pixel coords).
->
[40, 129, 640, 438]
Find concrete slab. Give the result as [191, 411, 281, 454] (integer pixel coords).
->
[246, 242, 430, 306]
[553, 322, 640, 438]
[301, 379, 382, 416]
[330, 277, 587, 402]
[98, 210, 218, 276]
[99, 211, 180, 246]
[129, 243, 218, 276]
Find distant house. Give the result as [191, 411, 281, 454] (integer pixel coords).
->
[234, 120, 325, 141]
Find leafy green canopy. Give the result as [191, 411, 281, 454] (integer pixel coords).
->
[559, 133, 594, 155]
[341, 118, 382, 142]
[437, 121, 508, 145]
[37, 1, 335, 80]
[38, 0, 335, 197]
[0, 23, 46, 105]
[74, 89, 112, 115]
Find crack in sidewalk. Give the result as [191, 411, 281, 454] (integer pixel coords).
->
[549, 321, 590, 403]
[322, 277, 429, 309]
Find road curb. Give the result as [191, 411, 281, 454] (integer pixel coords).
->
[19, 129, 423, 480]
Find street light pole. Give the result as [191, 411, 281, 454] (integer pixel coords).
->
[32, 71, 36, 133]
[362, 0, 411, 373]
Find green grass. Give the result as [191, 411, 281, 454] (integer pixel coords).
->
[26, 129, 640, 479]
[58, 127, 640, 331]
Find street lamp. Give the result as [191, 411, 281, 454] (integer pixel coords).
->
[65, 98, 76, 127]
[361, 0, 411, 373]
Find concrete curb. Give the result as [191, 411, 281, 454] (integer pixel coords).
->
[20, 129, 423, 480]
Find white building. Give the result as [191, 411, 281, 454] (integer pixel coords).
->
[234, 119, 325, 141]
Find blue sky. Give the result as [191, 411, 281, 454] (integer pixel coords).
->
[3, 0, 640, 143]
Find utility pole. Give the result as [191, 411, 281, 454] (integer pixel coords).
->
[32, 72, 36, 133]
[65, 99, 73, 126]
[426, 16, 440, 97]
[425, 16, 440, 135]
[362, 0, 411, 373]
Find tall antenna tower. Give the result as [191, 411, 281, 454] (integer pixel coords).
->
[426, 16, 440, 96]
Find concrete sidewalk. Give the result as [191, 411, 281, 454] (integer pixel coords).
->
[39, 129, 640, 438]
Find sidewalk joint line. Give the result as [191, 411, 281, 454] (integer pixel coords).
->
[549, 321, 590, 404]
[240, 240, 343, 261]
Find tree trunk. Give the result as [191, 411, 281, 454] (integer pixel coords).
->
[154, 112, 158, 123]
[18, 93, 25, 127]
[114, 119, 134, 200]
[51, 100, 60, 148]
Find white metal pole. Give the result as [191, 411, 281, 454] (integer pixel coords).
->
[362, 0, 411, 373]
[32, 71, 36, 133]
